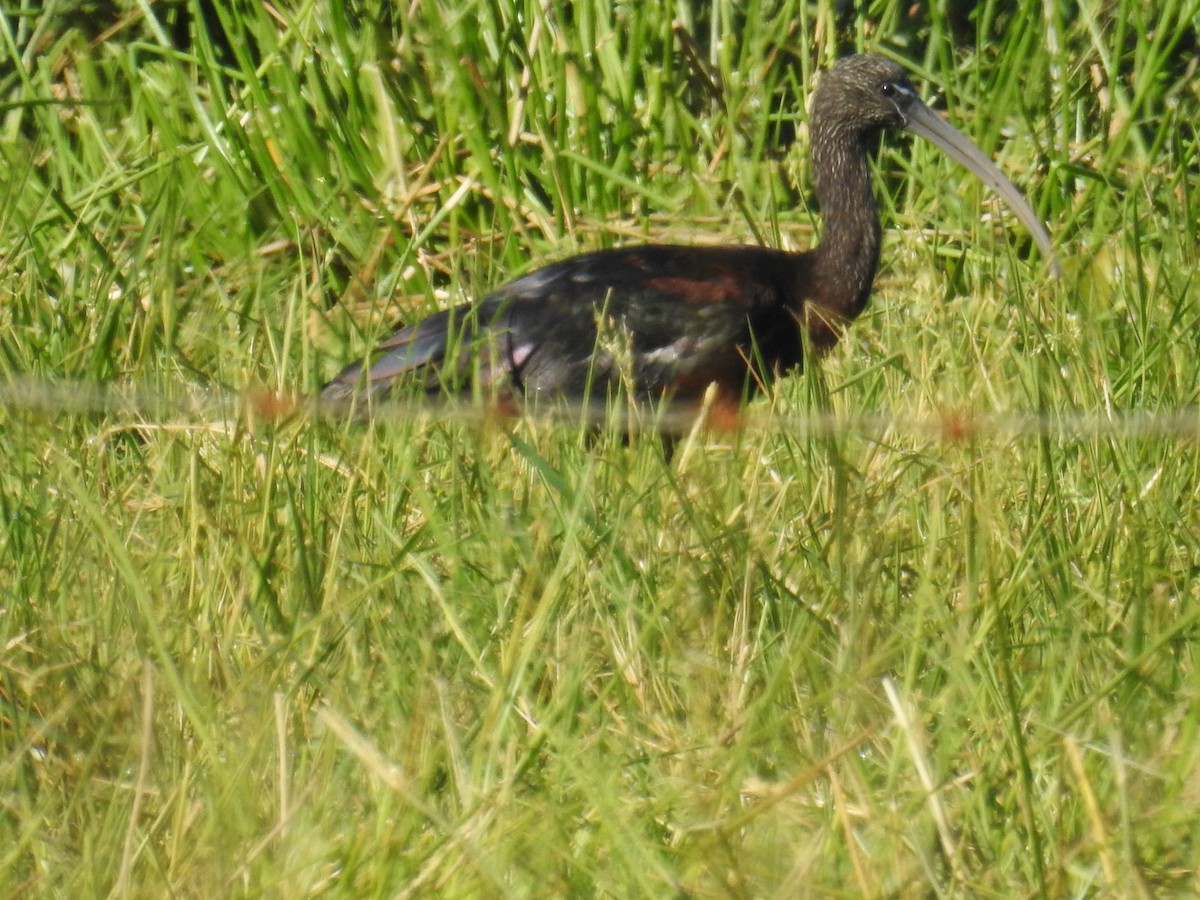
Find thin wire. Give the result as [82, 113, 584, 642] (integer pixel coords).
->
[2, 378, 1198, 440]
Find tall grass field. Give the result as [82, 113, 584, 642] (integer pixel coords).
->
[2, 0, 1198, 895]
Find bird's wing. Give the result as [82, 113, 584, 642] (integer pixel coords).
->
[323, 245, 803, 403]
[321, 298, 513, 400]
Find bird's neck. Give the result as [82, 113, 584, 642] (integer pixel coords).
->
[810, 134, 882, 321]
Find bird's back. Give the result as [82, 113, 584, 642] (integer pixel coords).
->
[322, 244, 813, 406]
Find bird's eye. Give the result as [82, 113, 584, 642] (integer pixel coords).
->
[880, 82, 896, 97]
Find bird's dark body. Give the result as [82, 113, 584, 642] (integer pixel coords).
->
[326, 245, 822, 406]
[323, 54, 1054, 415]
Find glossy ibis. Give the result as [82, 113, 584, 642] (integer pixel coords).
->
[324, 53, 1057, 419]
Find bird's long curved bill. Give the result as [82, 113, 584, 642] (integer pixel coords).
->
[904, 100, 1059, 277]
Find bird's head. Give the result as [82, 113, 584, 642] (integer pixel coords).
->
[812, 54, 919, 137]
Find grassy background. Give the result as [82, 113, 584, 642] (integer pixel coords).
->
[2, 0, 1199, 895]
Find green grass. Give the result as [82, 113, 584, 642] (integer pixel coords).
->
[2, 0, 1199, 895]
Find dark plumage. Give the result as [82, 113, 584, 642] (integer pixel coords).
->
[324, 54, 1056, 415]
